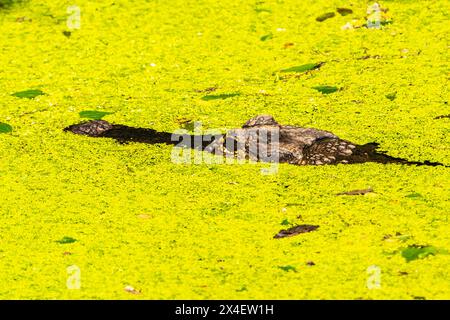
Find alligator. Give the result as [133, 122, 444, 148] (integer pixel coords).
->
[64, 115, 446, 167]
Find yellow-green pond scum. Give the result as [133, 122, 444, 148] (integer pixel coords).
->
[0, 0, 449, 299]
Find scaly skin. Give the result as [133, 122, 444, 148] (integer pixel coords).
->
[65, 115, 446, 167]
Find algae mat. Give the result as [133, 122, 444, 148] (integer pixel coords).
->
[0, 0, 449, 299]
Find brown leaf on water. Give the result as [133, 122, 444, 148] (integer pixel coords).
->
[336, 188, 374, 196]
[274, 224, 319, 239]
[358, 55, 381, 60]
[337, 8, 353, 16]
[174, 117, 193, 125]
[316, 12, 335, 22]
[195, 86, 217, 93]
[124, 285, 141, 295]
